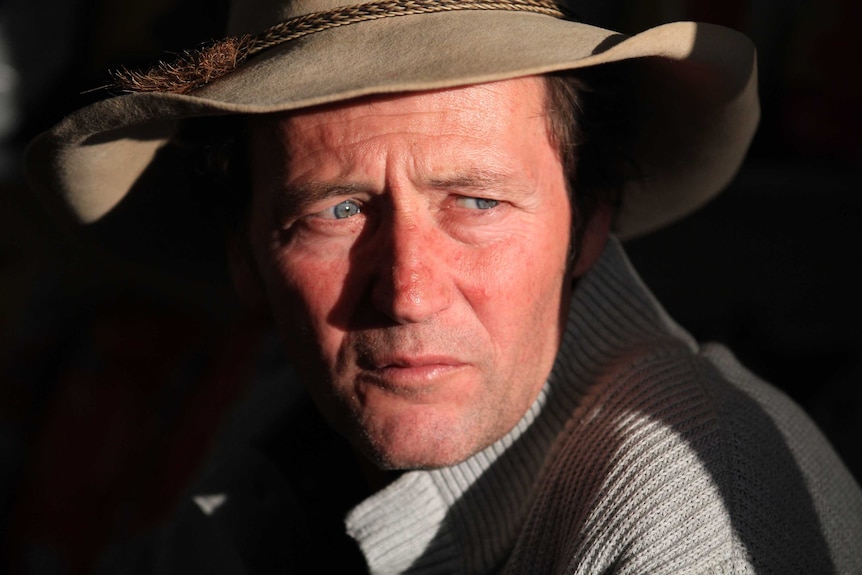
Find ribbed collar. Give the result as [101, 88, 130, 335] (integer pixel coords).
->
[344, 238, 696, 573]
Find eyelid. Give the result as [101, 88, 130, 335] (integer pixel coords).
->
[277, 182, 370, 217]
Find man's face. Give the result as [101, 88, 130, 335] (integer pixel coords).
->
[242, 77, 576, 469]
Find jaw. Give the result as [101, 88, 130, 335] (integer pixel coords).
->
[332, 372, 499, 470]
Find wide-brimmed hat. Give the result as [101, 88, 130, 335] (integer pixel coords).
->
[24, 0, 759, 279]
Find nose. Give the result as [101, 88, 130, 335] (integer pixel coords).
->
[370, 212, 453, 324]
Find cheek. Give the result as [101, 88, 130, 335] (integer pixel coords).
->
[463, 193, 570, 295]
[457, 190, 571, 357]
[262, 251, 354, 357]
[458, 228, 568, 334]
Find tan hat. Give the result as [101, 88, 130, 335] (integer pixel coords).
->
[24, 0, 759, 278]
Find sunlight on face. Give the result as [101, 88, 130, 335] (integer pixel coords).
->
[244, 77, 573, 469]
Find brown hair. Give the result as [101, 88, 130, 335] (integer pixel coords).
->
[544, 61, 639, 256]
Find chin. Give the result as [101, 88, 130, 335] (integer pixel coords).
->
[346, 404, 503, 471]
[358, 439, 477, 471]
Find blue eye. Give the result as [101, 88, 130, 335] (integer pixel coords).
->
[324, 199, 362, 219]
[457, 197, 499, 210]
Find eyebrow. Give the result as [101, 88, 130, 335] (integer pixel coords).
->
[426, 168, 529, 198]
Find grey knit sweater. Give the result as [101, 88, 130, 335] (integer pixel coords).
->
[100, 238, 862, 574]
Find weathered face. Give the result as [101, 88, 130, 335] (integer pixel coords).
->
[240, 77, 584, 469]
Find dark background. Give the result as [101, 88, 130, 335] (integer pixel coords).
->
[1, 0, 860, 573]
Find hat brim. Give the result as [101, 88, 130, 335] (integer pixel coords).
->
[25, 12, 758, 278]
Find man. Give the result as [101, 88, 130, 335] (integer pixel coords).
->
[25, 0, 862, 572]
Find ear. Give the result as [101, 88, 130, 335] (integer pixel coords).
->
[572, 202, 612, 279]
[226, 229, 269, 313]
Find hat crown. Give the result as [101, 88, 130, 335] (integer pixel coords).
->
[226, 0, 576, 35]
[228, 0, 350, 34]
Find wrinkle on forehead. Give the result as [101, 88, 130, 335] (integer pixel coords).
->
[255, 76, 550, 148]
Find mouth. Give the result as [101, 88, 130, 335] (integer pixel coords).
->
[356, 354, 468, 394]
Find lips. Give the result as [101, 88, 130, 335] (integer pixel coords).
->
[356, 354, 469, 394]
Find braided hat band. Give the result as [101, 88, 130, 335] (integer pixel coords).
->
[114, 0, 576, 95]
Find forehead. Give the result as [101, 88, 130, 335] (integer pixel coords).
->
[247, 76, 552, 167]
